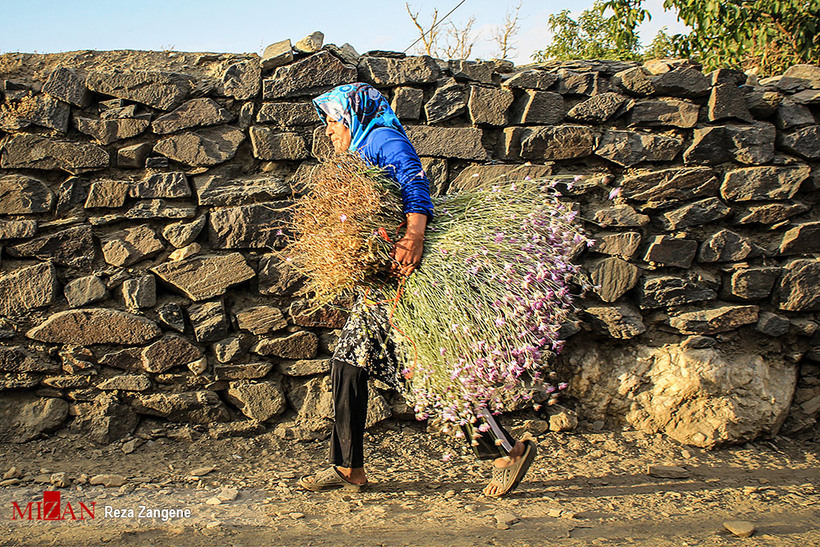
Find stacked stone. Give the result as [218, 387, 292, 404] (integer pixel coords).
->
[0, 41, 817, 447]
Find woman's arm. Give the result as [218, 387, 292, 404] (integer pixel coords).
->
[393, 212, 427, 276]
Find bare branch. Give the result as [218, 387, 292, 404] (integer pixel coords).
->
[406, 2, 441, 56]
[491, 1, 522, 60]
[444, 16, 477, 60]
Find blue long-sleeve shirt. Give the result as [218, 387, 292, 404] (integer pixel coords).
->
[356, 126, 434, 219]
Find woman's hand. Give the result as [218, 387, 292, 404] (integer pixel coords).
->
[391, 213, 427, 277]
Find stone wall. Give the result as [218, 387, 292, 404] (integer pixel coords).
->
[0, 38, 818, 448]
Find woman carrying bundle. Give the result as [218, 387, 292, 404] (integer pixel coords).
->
[298, 82, 536, 498]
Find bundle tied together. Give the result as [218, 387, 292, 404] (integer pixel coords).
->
[285, 153, 591, 426]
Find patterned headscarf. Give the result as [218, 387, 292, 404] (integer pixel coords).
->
[313, 83, 406, 152]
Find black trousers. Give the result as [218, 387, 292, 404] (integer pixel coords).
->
[330, 358, 517, 468]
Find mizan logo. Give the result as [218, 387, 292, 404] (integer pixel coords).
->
[11, 491, 95, 521]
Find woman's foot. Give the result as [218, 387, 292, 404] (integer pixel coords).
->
[298, 466, 367, 492]
[335, 466, 367, 486]
[483, 441, 527, 497]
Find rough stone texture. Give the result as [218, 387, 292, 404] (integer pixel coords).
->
[142, 334, 202, 373]
[264, 51, 356, 99]
[1, 94, 70, 132]
[7, 225, 95, 268]
[131, 171, 191, 199]
[0, 393, 69, 443]
[208, 203, 290, 249]
[74, 116, 150, 145]
[777, 125, 820, 160]
[611, 67, 654, 96]
[117, 142, 153, 168]
[424, 79, 466, 124]
[87, 70, 192, 110]
[97, 375, 152, 391]
[659, 198, 731, 230]
[253, 331, 318, 360]
[780, 221, 820, 255]
[684, 123, 776, 165]
[630, 99, 699, 128]
[708, 83, 753, 122]
[643, 236, 698, 268]
[0, 262, 58, 316]
[638, 276, 717, 310]
[721, 164, 810, 202]
[510, 91, 564, 125]
[651, 67, 709, 97]
[256, 102, 316, 126]
[153, 126, 245, 166]
[590, 258, 639, 303]
[568, 92, 629, 123]
[235, 305, 288, 335]
[152, 98, 233, 134]
[151, 253, 255, 301]
[621, 167, 718, 212]
[261, 39, 293, 70]
[503, 70, 558, 90]
[520, 125, 596, 160]
[698, 230, 753, 263]
[131, 391, 230, 423]
[294, 31, 324, 53]
[467, 85, 513, 126]
[194, 173, 289, 207]
[284, 375, 334, 429]
[26, 308, 161, 345]
[595, 131, 682, 168]
[249, 127, 308, 160]
[670, 305, 759, 334]
[162, 216, 207, 247]
[734, 201, 807, 225]
[449, 60, 494, 84]
[0, 219, 37, 240]
[122, 275, 156, 309]
[70, 393, 138, 444]
[64, 275, 107, 308]
[774, 98, 814, 130]
[214, 362, 273, 381]
[404, 125, 487, 160]
[390, 87, 424, 120]
[85, 179, 129, 208]
[0, 174, 55, 214]
[357, 55, 441, 86]
[562, 338, 796, 447]
[278, 358, 332, 376]
[289, 300, 348, 329]
[221, 60, 261, 100]
[558, 69, 602, 95]
[584, 303, 646, 339]
[101, 225, 164, 267]
[43, 67, 90, 107]
[776, 259, 820, 311]
[0, 346, 57, 373]
[258, 255, 305, 296]
[1, 134, 109, 173]
[450, 164, 553, 193]
[728, 267, 781, 300]
[214, 335, 250, 363]
[593, 205, 649, 228]
[225, 380, 287, 421]
[757, 311, 791, 337]
[590, 232, 642, 260]
[188, 300, 229, 342]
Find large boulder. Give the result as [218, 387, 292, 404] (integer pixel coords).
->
[86, 70, 193, 110]
[0, 393, 69, 443]
[26, 309, 161, 345]
[0, 262, 58, 316]
[151, 253, 255, 301]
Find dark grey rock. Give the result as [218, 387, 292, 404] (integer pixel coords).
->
[26, 308, 161, 345]
[101, 225, 164, 267]
[188, 300, 229, 342]
[55, 176, 86, 214]
[0, 346, 57, 373]
[153, 125, 245, 166]
[265, 51, 356, 99]
[520, 125, 596, 160]
[774, 98, 815, 130]
[253, 331, 318, 359]
[405, 125, 488, 160]
[776, 259, 820, 311]
[310, 125, 334, 161]
[225, 380, 286, 422]
[235, 305, 288, 335]
[558, 69, 603, 95]
[132, 391, 230, 423]
[249, 127, 309, 160]
[390, 87, 424, 120]
[643, 235, 698, 268]
[659, 198, 731, 230]
[157, 302, 187, 333]
[222, 60, 261, 100]
[208, 203, 290, 249]
[721, 164, 810, 202]
[194, 173, 290, 206]
[684, 122, 776, 165]
[262, 39, 293, 70]
[669, 305, 759, 334]
[117, 142, 153, 168]
[510, 90, 565, 125]
[567, 92, 629, 122]
[424, 79, 467, 124]
[584, 303, 646, 339]
[593, 205, 650, 227]
[651, 67, 709, 97]
[0, 219, 37, 240]
[777, 125, 820, 160]
[256, 102, 316, 125]
[590, 258, 639, 302]
[64, 275, 107, 308]
[595, 131, 682, 167]
[0, 262, 58, 316]
[698, 230, 753, 262]
[141, 334, 202, 373]
[99, 347, 143, 372]
[152, 98, 234, 134]
[43, 67, 90, 107]
[130, 171, 191, 199]
[467, 85, 513, 126]
[756, 311, 791, 337]
[780, 221, 820, 255]
[0, 174, 54, 214]
[239, 102, 254, 129]
[86, 70, 193, 110]
[502, 70, 558, 90]
[709, 68, 747, 86]
[728, 267, 781, 300]
[630, 99, 700, 128]
[638, 276, 717, 309]
[420, 157, 448, 195]
[5, 94, 71, 132]
[734, 202, 810, 225]
[449, 60, 495, 83]
[357, 55, 440, 86]
[590, 232, 641, 259]
[151, 253, 255, 301]
[708, 83, 753, 122]
[84, 180, 129, 208]
[90, 199, 196, 224]
[289, 300, 347, 329]
[744, 86, 782, 117]
[611, 67, 655, 96]
[258, 254, 305, 296]
[7, 225, 95, 268]
[74, 116, 150, 145]
[145, 157, 169, 169]
[791, 89, 820, 105]
[122, 275, 156, 309]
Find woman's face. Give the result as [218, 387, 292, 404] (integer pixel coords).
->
[325, 116, 351, 152]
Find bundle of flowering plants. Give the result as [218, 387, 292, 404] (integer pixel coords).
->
[286, 153, 590, 427]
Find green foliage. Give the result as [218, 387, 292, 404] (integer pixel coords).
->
[532, 1, 644, 62]
[643, 27, 676, 60]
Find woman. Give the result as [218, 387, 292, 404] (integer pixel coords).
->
[298, 82, 536, 498]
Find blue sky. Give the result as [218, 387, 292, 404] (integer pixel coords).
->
[0, 0, 688, 65]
